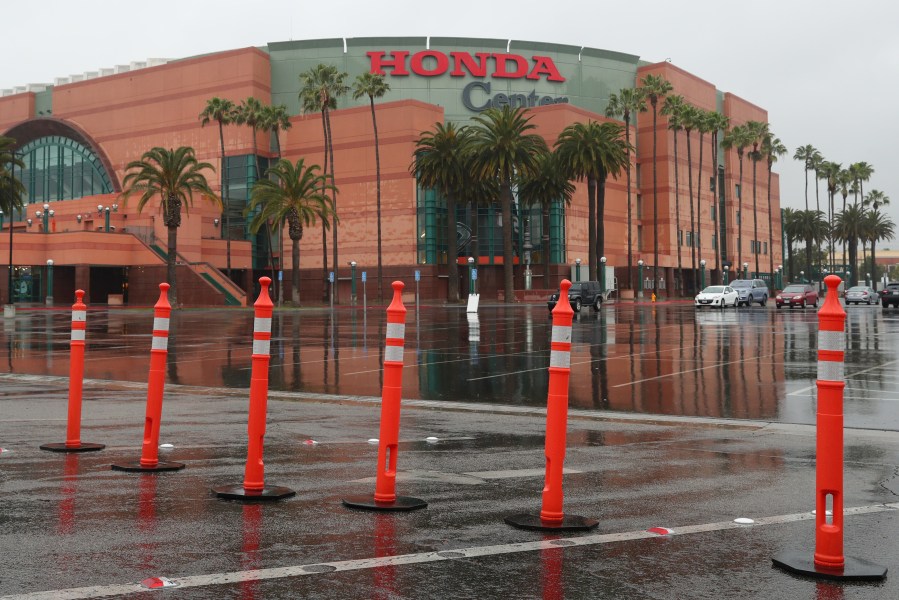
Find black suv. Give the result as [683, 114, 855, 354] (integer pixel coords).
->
[881, 282, 899, 308]
[548, 281, 603, 312]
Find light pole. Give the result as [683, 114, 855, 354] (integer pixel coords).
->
[637, 259, 644, 298]
[700, 259, 707, 290]
[742, 262, 749, 280]
[600, 256, 607, 296]
[575, 258, 581, 282]
[45, 259, 54, 306]
[777, 264, 783, 289]
[867, 272, 871, 287]
[36, 203, 50, 234]
[800, 270, 805, 283]
[349, 261, 357, 304]
[723, 265, 730, 285]
[467, 256, 475, 295]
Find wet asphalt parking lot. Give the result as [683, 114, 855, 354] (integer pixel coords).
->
[2, 297, 899, 598]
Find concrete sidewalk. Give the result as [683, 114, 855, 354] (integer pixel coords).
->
[1, 373, 897, 599]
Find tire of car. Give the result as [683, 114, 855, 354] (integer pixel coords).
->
[759, 295, 767, 307]
[593, 297, 601, 311]
[883, 301, 888, 309]
[813, 298, 818, 308]
[573, 298, 582, 312]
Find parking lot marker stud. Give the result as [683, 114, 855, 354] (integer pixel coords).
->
[343, 281, 427, 511]
[111, 283, 184, 473]
[506, 279, 598, 532]
[773, 275, 887, 581]
[41, 290, 105, 453]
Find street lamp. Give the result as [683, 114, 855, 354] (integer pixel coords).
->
[637, 259, 644, 298]
[742, 262, 749, 280]
[575, 258, 581, 282]
[867, 272, 871, 287]
[36, 204, 51, 234]
[349, 261, 357, 304]
[800, 270, 805, 283]
[777, 264, 783, 289]
[467, 256, 475, 295]
[45, 259, 54, 305]
[723, 264, 730, 285]
[600, 256, 607, 296]
[700, 259, 707, 290]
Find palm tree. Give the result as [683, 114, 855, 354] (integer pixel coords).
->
[605, 87, 647, 291]
[832, 204, 867, 286]
[120, 147, 219, 306]
[695, 110, 719, 279]
[722, 125, 753, 273]
[661, 95, 686, 292]
[199, 97, 236, 278]
[247, 158, 335, 305]
[470, 106, 547, 302]
[794, 209, 828, 280]
[793, 144, 819, 211]
[819, 160, 842, 268]
[0, 136, 25, 306]
[865, 208, 895, 291]
[592, 122, 629, 274]
[781, 207, 801, 281]
[706, 111, 730, 283]
[682, 105, 699, 289]
[849, 161, 874, 207]
[638, 74, 673, 293]
[516, 149, 575, 284]
[744, 120, 769, 277]
[353, 72, 391, 301]
[259, 104, 292, 160]
[411, 122, 472, 303]
[762, 134, 787, 283]
[837, 167, 853, 271]
[300, 64, 348, 302]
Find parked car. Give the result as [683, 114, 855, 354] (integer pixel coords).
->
[845, 285, 878, 306]
[881, 282, 899, 308]
[695, 285, 738, 309]
[776, 283, 818, 309]
[547, 280, 603, 312]
[730, 278, 769, 307]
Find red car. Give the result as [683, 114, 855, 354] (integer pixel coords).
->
[776, 284, 818, 309]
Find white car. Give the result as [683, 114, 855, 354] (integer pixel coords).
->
[695, 285, 738, 308]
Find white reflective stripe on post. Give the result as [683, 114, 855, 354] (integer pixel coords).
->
[386, 323, 405, 340]
[551, 326, 572, 344]
[70, 330, 86, 341]
[153, 317, 170, 332]
[385, 345, 404, 362]
[550, 350, 571, 369]
[817, 361, 844, 382]
[151, 336, 169, 351]
[71, 310, 86, 322]
[254, 317, 272, 333]
[818, 330, 845, 352]
[253, 339, 270, 356]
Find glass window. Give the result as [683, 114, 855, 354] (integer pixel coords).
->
[18, 136, 112, 205]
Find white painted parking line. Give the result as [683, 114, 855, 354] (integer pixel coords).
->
[4, 502, 897, 600]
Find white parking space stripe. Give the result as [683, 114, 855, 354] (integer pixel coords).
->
[5, 503, 896, 600]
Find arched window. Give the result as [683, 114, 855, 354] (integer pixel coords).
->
[17, 135, 113, 203]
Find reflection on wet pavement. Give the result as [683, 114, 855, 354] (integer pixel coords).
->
[2, 302, 898, 429]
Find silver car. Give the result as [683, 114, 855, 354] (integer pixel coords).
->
[845, 285, 878, 305]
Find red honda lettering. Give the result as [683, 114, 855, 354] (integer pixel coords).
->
[367, 51, 410, 76]
[527, 56, 566, 82]
[492, 53, 529, 79]
[450, 52, 491, 78]
[410, 50, 450, 77]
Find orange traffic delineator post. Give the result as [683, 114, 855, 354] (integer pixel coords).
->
[773, 275, 886, 580]
[343, 281, 427, 511]
[41, 290, 105, 453]
[112, 283, 185, 473]
[506, 279, 597, 531]
[215, 277, 295, 501]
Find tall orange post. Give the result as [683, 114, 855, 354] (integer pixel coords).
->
[773, 275, 886, 580]
[214, 277, 295, 501]
[506, 279, 597, 531]
[112, 283, 184, 472]
[41, 290, 105, 452]
[343, 281, 427, 511]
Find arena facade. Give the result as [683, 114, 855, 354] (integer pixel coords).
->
[0, 37, 780, 305]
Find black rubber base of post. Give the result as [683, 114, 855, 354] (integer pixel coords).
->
[772, 551, 887, 581]
[110, 461, 185, 473]
[213, 484, 296, 502]
[40, 442, 105, 453]
[342, 495, 428, 511]
[504, 513, 599, 532]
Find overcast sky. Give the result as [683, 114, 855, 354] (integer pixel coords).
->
[4, 0, 898, 237]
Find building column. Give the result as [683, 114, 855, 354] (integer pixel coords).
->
[75, 265, 90, 304]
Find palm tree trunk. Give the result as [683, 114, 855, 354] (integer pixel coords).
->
[651, 102, 659, 293]
[168, 224, 178, 307]
[697, 132, 705, 287]
[596, 174, 606, 277]
[686, 131, 696, 293]
[711, 132, 721, 285]
[871, 241, 879, 292]
[673, 130, 682, 294]
[804, 166, 809, 211]
[218, 121, 231, 279]
[767, 164, 775, 284]
[737, 155, 744, 273]
[320, 115, 329, 302]
[292, 236, 300, 304]
[325, 107, 338, 304]
[502, 180, 514, 303]
[370, 96, 384, 302]
[625, 114, 634, 291]
[752, 155, 759, 277]
[446, 192, 460, 302]
[587, 176, 597, 281]
[251, 126, 277, 292]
